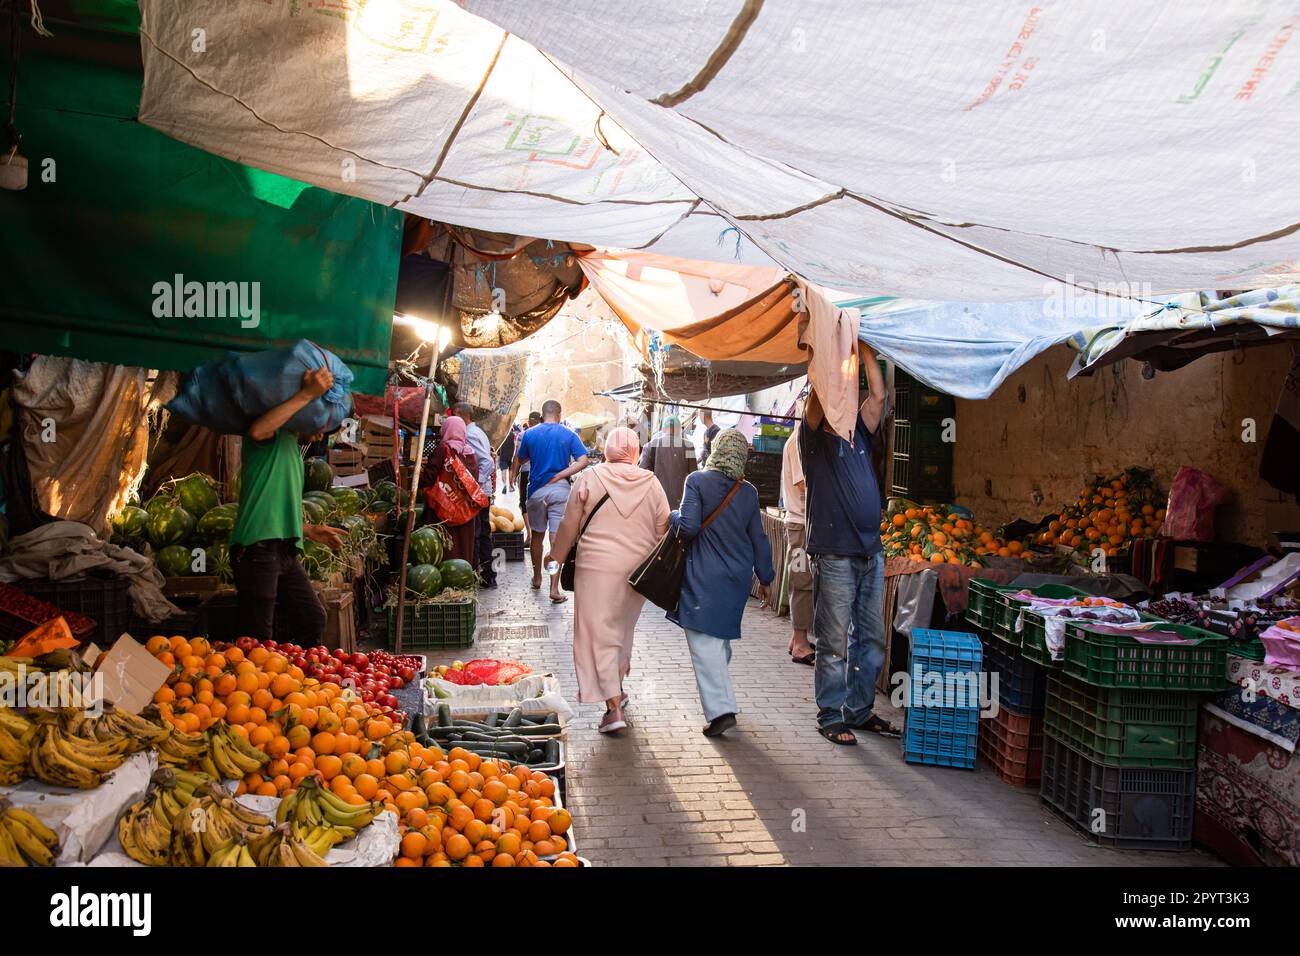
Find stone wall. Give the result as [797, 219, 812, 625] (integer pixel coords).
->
[950, 344, 1299, 546]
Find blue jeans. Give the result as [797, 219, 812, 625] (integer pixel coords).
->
[812, 553, 886, 729]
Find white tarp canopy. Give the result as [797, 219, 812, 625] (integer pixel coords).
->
[137, 0, 1300, 302]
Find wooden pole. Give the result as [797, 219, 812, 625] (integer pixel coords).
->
[393, 344, 440, 652]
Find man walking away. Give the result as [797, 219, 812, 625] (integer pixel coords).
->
[639, 416, 694, 509]
[781, 418, 815, 665]
[513, 399, 589, 602]
[499, 423, 518, 493]
[231, 367, 346, 644]
[800, 342, 899, 746]
[452, 402, 497, 589]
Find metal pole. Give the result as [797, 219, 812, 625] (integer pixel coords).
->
[393, 344, 440, 653]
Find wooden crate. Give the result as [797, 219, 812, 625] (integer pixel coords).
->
[316, 586, 357, 655]
[329, 447, 366, 477]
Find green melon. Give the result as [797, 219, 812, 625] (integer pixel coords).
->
[111, 505, 149, 539]
[206, 542, 233, 583]
[302, 499, 324, 525]
[410, 526, 444, 567]
[156, 544, 194, 577]
[330, 487, 364, 517]
[405, 563, 443, 597]
[371, 479, 398, 503]
[147, 504, 196, 549]
[437, 558, 478, 590]
[174, 474, 220, 519]
[303, 457, 333, 493]
[196, 502, 239, 542]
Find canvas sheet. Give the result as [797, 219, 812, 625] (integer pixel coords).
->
[138, 0, 1300, 303]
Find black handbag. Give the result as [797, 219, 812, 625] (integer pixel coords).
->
[559, 493, 609, 592]
[628, 479, 742, 612]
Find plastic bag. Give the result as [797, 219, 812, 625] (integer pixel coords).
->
[1159, 465, 1231, 542]
[166, 340, 353, 436]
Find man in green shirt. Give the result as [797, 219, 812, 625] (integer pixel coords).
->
[230, 368, 345, 643]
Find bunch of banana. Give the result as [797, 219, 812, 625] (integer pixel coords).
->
[65, 704, 170, 753]
[205, 835, 257, 867]
[277, 776, 378, 842]
[0, 797, 59, 866]
[168, 782, 273, 867]
[28, 721, 130, 789]
[246, 823, 329, 868]
[0, 655, 41, 676]
[117, 792, 174, 867]
[206, 723, 270, 780]
[154, 726, 210, 767]
[0, 711, 33, 786]
[117, 768, 224, 866]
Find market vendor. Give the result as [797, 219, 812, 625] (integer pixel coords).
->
[229, 368, 345, 644]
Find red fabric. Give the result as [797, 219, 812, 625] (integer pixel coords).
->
[425, 449, 487, 526]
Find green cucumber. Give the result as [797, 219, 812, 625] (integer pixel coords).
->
[437, 704, 452, 728]
[502, 708, 524, 728]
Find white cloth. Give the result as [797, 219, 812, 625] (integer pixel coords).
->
[0, 522, 181, 623]
[780, 424, 806, 526]
[138, 0, 1300, 299]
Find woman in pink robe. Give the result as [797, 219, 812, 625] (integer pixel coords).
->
[548, 427, 670, 734]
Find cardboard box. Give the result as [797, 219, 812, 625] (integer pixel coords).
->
[91, 634, 172, 714]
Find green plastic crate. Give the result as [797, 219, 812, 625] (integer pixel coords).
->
[386, 599, 476, 650]
[1062, 621, 1229, 691]
[966, 579, 1016, 631]
[992, 583, 1088, 646]
[1020, 610, 1061, 668]
[1043, 671, 1198, 768]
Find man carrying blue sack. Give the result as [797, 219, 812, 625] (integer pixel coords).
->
[800, 341, 901, 747]
[229, 367, 346, 644]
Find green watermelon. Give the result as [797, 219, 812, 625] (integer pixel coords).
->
[371, 480, 398, 503]
[406, 563, 442, 597]
[299, 539, 339, 581]
[174, 474, 220, 519]
[111, 505, 149, 539]
[438, 558, 478, 590]
[196, 502, 239, 542]
[143, 495, 172, 520]
[147, 504, 196, 549]
[206, 542, 233, 583]
[302, 499, 324, 524]
[410, 526, 444, 567]
[304, 457, 333, 493]
[330, 487, 363, 517]
[156, 544, 194, 577]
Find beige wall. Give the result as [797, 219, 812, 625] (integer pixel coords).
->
[951, 344, 1299, 546]
[518, 289, 640, 423]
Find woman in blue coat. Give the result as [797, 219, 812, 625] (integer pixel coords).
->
[669, 428, 775, 736]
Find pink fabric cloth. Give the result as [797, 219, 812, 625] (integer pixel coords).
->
[551, 464, 670, 703]
[440, 415, 468, 454]
[603, 426, 640, 464]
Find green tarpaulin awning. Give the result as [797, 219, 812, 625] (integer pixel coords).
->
[0, 18, 401, 394]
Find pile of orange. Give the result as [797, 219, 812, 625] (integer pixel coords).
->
[143, 636, 580, 867]
[1035, 469, 1164, 558]
[145, 636, 401, 799]
[390, 747, 578, 868]
[881, 504, 1012, 567]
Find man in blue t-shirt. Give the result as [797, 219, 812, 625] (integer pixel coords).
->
[799, 341, 899, 746]
[511, 399, 589, 601]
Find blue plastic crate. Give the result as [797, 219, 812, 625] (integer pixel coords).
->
[980, 634, 1046, 715]
[903, 722, 979, 769]
[911, 628, 983, 674]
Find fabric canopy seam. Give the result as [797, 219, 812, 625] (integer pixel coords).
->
[421, 32, 509, 187]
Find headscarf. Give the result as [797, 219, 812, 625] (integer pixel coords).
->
[440, 415, 468, 455]
[704, 427, 749, 481]
[603, 426, 640, 464]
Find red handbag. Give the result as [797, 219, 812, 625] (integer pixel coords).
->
[425, 452, 488, 526]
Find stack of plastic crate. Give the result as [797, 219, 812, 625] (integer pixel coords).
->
[1038, 620, 1228, 850]
[978, 636, 1046, 786]
[902, 628, 982, 769]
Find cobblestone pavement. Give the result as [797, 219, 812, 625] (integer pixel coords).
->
[412, 554, 1219, 868]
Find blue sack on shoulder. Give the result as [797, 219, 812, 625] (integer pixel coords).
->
[167, 340, 354, 436]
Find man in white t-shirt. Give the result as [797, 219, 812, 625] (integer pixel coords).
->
[781, 420, 815, 665]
